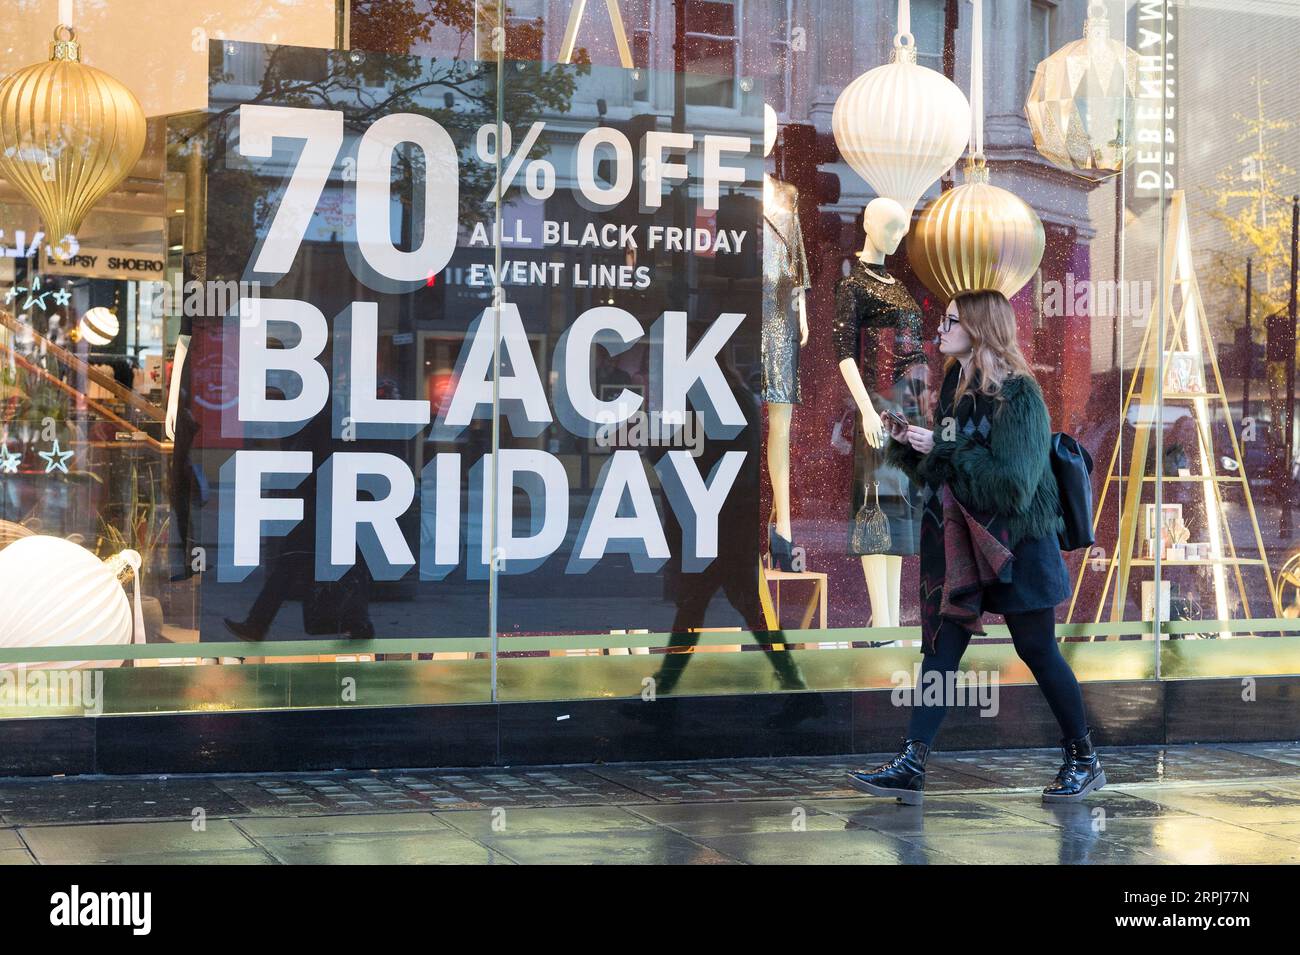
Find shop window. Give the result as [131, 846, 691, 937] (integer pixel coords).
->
[768, 0, 793, 114]
[473, 0, 544, 61]
[1028, 0, 1055, 98]
[630, 0, 655, 100]
[506, 0, 546, 62]
[911, 0, 946, 72]
[685, 0, 740, 108]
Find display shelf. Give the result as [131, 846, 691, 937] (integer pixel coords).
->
[1066, 189, 1281, 630]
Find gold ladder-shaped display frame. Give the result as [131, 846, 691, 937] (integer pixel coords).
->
[474, 1, 634, 68]
[1066, 190, 1281, 634]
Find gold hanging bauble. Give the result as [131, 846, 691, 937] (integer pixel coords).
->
[906, 156, 1046, 303]
[0, 25, 147, 241]
[1024, 4, 1139, 179]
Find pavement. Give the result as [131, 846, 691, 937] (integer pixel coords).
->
[1, 742, 1299, 864]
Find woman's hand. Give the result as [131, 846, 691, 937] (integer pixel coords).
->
[860, 404, 886, 449]
[906, 426, 934, 454]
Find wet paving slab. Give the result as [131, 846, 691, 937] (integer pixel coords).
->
[206, 767, 644, 816]
[0, 742, 1297, 863]
[932, 744, 1296, 788]
[0, 776, 249, 826]
[1220, 742, 1300, 768]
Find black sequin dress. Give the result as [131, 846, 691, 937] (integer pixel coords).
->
[833, 259, 927, 556]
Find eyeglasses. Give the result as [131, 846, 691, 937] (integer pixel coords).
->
[939, 315, 961, 334]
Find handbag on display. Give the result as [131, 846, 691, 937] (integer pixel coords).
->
[851, 481, 892, 554]
[831, 405, 855, 455]
[1050, 432, 1095, 551]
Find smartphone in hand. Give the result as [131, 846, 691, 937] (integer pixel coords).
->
[881, 410, 910, 439]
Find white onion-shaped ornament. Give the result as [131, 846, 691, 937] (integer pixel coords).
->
[832, 34, 971, 217]
[0, 536, 142, 670]
[79, 306, 119, 346]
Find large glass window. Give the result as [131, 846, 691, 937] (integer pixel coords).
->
[1, 0, 1298, 722]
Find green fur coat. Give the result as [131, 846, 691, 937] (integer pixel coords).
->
[886, 371, 1064, 549]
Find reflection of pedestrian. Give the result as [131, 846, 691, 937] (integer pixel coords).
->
[223, 402, 375, 641]
[648, 349, 823, 727]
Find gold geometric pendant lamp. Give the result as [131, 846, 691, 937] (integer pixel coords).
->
[0, 25, 146, 241]
[1024, 2, 1139, 180]
[907, 0, 1045, 302]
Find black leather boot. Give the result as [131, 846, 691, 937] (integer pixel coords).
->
[1042, 730, 1106, 803]
[846, 739, 929, 806]
[768, 525, 797, 572]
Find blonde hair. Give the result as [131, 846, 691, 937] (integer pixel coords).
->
[944, 290, 1038, 405]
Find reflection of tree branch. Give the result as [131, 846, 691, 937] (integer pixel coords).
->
[183, 39, 583, 148]
[176, 7, 587, 248]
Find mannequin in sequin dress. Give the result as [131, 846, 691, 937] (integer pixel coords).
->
[761, 105, 810, 570]
[834, 197, 928, 629]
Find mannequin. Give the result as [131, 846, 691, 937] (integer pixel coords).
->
[164, 333, 187, 442]
[834, 197, 927, 628]
[761, 104, 810, 571]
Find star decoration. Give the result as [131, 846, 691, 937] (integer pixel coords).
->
[50, 288, 72, 307]
[4, 275, 53, 312]
[0, 446, 19, 474]
[23, 276, 51, 311]
[38, 438, 74, 474]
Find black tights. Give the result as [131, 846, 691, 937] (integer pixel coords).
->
[906, 607, 1088, 746]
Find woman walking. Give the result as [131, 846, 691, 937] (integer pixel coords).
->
[848, 289, 1103, 805]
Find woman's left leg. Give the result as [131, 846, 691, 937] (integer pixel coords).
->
[1002, 607, 1087, 740]
[1003, 607, 1105, 801]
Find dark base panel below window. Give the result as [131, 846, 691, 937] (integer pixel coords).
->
[0, 677, 1297, 777]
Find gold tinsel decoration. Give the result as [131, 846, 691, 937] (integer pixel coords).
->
[0, 25, 147, 241]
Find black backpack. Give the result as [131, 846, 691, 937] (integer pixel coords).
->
[1051, 432, 1095, 551]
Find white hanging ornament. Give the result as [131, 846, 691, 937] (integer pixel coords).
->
[78, 306, 119, 346]
[831, 0, 971, 217]
[0, 535, 144, 670]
